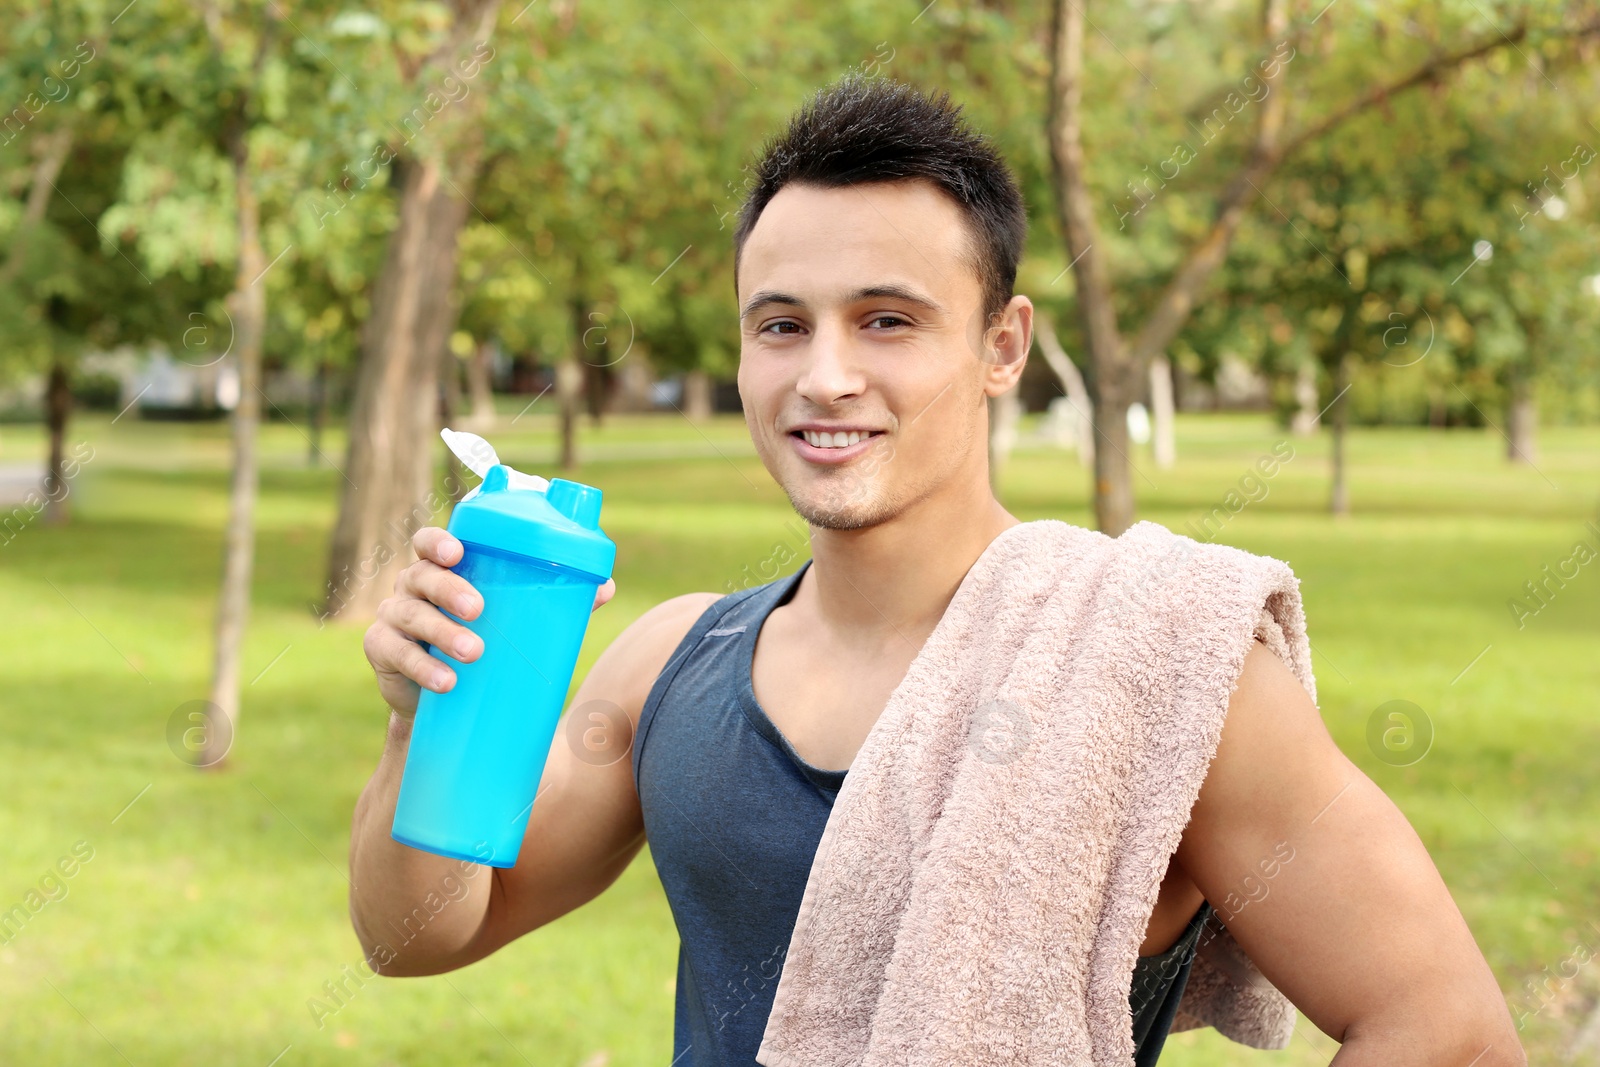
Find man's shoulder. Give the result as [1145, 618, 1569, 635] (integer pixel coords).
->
[585, 591, 724, 706]
[614, 591, 726, 658]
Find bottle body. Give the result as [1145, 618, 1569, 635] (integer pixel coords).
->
[391, 540, 605, 868]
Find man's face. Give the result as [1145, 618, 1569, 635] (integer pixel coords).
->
[735, 179, 1021, 530]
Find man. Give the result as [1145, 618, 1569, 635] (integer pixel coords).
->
[350, 75, 1523, 1065]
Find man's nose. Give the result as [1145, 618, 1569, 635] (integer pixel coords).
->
[794, 321, 864, 405]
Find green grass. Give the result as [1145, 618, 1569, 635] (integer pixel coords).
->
[1, 408, 1597, 1065]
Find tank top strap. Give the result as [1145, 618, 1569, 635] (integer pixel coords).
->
[726, 562, 847, 796]
[632, 564, 812, 793]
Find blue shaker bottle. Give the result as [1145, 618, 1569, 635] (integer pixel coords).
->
[391, 463, 616, 868]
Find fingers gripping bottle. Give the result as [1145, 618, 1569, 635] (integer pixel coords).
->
[391, 429, 616, 868]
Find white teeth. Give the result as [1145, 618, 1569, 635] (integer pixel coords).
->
[801, 430, 874, 449]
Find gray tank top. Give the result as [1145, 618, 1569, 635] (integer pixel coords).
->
[633, 561, 1209, 1065]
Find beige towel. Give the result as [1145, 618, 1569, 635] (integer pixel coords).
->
[757, 519, 1313, 1065]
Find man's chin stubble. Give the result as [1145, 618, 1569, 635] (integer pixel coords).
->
[785, 487, 898, 532]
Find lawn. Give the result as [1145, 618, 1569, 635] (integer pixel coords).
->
[1, 405, 1596, 1065]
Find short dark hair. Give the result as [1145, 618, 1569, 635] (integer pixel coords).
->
[733, 73, 1027, 325]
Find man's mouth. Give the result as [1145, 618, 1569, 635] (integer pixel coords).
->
[792, 429, 883, 449]
[786, 427, 886, 464]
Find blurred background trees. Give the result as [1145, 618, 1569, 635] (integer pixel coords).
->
[3, 0, 1598, 602]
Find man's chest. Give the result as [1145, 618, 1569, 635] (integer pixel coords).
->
[749, 616, 924, 773]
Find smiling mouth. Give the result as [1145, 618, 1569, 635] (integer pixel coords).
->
[791, 429, 883, 449]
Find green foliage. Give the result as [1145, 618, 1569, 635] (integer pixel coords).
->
[1179, 7, 1600, 422]
[70, 369, 121, 409]
[3, 0, 1598, 406]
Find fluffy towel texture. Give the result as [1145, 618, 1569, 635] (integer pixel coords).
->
[756, 519, 1315, 1066]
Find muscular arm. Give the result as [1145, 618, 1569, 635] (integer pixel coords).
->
[348, 527, 718, 977]
[1173, 640, 1525, 1066]
[452, 591, 719, 968]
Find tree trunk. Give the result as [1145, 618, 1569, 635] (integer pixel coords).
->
[1428, 388, 1447, 428]
[8, 128, 76, 523]
[557, 285, 594, 469]
[684, 368, 714, 421]
[1320, 294, 1361, 518]
[1090, 386, 1137, 532]
[1149, 353, 1176, 469]
[308, 357, 329, 466]
[202, 133, 268, 771]
[583, 359, 610, 428]
[556, 358, 582, 470]
[1034, 314, 1093, 468]
[322, 150, 480, 622]
[467, 338, 496, 429]
[42, 357, 72, 526]
[1505, 365, 1538, 465]
[439, 339, 465, 501]
[1048, 0, 1138, 535]
[1329, 352, 1350, 518]
[440, 340, 462, 424]
[1290, 360, 1320, 435]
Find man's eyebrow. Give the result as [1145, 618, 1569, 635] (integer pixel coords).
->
[739, 284, 947, 321]
[740, 290, 805, 320]
[851, 284, 947, 314]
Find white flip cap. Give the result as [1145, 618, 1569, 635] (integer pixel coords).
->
[441, 427, 550, 500]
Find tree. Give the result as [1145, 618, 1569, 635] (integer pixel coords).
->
[1442, 67, 1600, 466]
[1046, 0, 1600, 534]
[321, 0, 501, 622]
[2, 125, 78, 526]
[101, 0, 341, 765]
[0, 6, 223, 526]
[1197, 35, 1600, 512]
[193, 1, 278, 769]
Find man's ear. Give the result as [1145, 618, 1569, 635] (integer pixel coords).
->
[980, 295, 1032, 398]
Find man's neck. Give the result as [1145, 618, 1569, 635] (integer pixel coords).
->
[799, 481, 1020, 652]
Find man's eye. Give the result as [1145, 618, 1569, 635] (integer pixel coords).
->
[868, 315, 908, 329]
[761, 321, 801, 334]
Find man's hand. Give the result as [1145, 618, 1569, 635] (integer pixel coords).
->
[362, 526, 617, 716]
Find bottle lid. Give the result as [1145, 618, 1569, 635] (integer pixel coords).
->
[438, 428, 612, 580]
[447, 465, 615, 581]
[442, 427, 549, 499]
